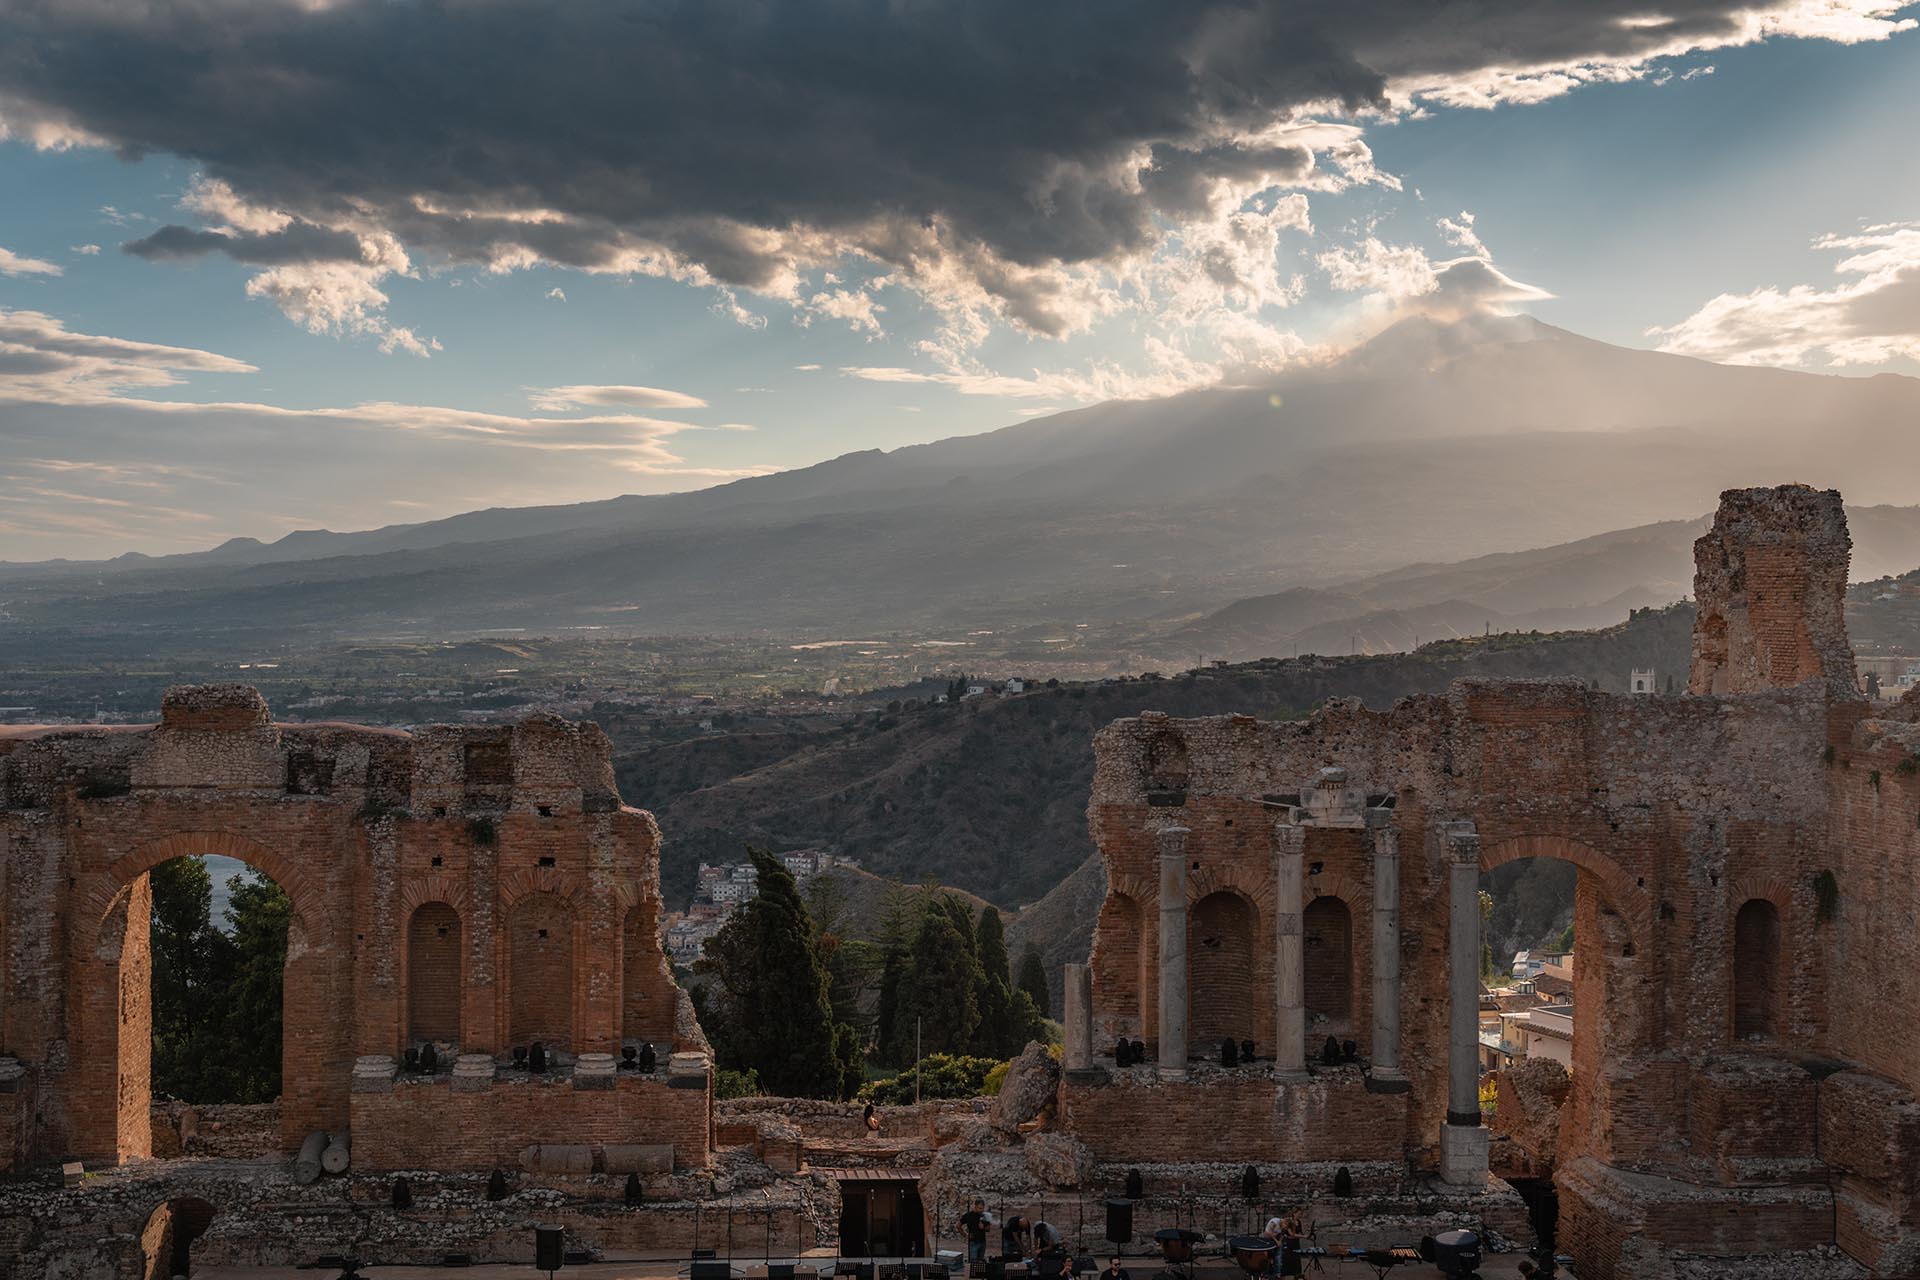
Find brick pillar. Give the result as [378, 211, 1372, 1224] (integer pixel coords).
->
[1156, 825, 1190, 1080]
[1274, 821, 1307, 1080]
[1063, 963, 1093, 1072]
[1367, 808, 1405, 1087]
[1441, 820, 1488, 1186]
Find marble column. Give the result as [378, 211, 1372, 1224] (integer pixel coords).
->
[1367, 807, 1405, 1086]
[1441, 820, 1489, 1186]
[1156, 825, 1191, 1079]
[1274, 821, 1308, 1079]
[1063, 963, 1093, 1072]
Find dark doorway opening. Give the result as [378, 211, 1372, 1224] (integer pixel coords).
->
[838, 1178, 926, 1258]
[140, 1196, 216, 1279]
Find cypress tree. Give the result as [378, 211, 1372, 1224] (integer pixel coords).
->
[891, 899, 982, 1059]
[973, 906, 1019, 1057]
[695, 848, 847, 1097]
[1015, 944, 1051, 1020]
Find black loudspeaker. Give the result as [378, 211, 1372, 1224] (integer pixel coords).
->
[692, 1263, 732, 1280]
[534, 1224, 565, 1271]
[769, 1266, 797, 1280]
[1105, 1198, 1133, 1245]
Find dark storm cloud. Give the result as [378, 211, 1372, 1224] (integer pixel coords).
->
[0, 0, 1910, 327]
[122, 221, 369, 266]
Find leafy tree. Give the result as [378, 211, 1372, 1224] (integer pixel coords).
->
[696, 848, 850, 1098]
[222, 869, 292, 1103]
[150, 858, 238, 1101]
[1015, 944, 1051, 1019]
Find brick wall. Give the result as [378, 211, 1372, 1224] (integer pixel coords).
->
[0, 690, 704, 1175]
[351, 1072, 711, 1172]
[1058, 1068, 1404, 1165]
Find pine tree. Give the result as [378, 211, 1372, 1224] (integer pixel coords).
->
[696, 848, 848, 1098]
[1015, 944, 1051, 1020]
[972, 906, 1020, 1057]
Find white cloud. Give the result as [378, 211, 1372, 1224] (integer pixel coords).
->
[1649, 222, 1920, 367]
[547, 286, 567, 301]
[0, 246, 61, 277]
[527, 384, 709, 412]
[801, 287, 886, 336]
[70, 243, 100, 256]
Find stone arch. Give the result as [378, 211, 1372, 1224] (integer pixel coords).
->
[1478, 834, 1647, 938]
[497, 865, 592, 914]
[1303, 895, 1354, 1028]
[406, 901, 464, 1049]
[86, 830, 321, 945]
[79, 830, 337, 1165]
[1189, 890, 1257, 1046]
[504, 890, 577, 1053]
[140, 1195, 216, 1280]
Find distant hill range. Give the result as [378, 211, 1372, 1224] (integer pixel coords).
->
[617, 604, 1699, 951]
[1160, 504, 1920, 664]
[7, 314, 1920, 642]
[620, 606, 1701, 1012]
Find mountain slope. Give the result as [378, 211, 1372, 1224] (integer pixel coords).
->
[9, 317, 1920, 640]
[622, 604, 1698, 908]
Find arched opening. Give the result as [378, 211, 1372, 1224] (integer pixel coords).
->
[145, 854, 291, 1109]
[508, 892, 575, 1053]
[83, 832, 337, 1165]
[1302, 895, 1353, 1029]
[1189, 891, 1256, 1045]
[1092, 893, 1145, 1042]
[1733, 898, 1782, 1041]
[140, 1196, 216, 1280]
[407, 902, 463, 1051]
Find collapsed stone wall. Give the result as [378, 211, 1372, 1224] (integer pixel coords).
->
[0, 687, 708, 1175]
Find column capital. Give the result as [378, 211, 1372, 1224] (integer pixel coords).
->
[1156, 824, 1191, 859]
[1443, 819, 1481, 864]
[1363, 804, 1396, 830]
[1272, 821, 1306, 856]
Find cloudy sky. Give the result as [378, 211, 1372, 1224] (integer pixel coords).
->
[2, 0, 1918, 560]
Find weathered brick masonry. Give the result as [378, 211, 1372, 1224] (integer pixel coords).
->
[1063, 486, 1920, 1278]
[0, 689, 710, 1173]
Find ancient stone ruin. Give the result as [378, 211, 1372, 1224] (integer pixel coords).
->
[2, 484, 1918, 1279]
[1055, 484, 1920, 1277]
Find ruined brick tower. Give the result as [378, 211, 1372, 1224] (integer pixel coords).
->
[1061, 485, 1920, 1278]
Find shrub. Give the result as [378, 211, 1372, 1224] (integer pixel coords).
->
[856, 1053, 1000, 1105]
[714, 1068, 762, 1100]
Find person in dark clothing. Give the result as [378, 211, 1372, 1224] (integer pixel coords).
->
[1101, 1258, 1131, 1280]
[960, 1200, 991, 1263]
[1002, 1213, 1031, 1259]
